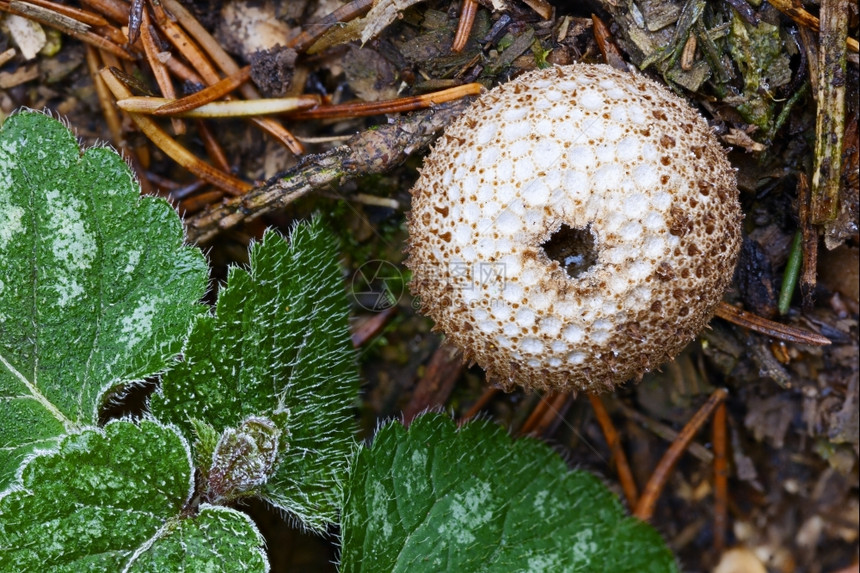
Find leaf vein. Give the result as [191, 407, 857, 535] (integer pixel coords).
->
[0, 351, 71, 428]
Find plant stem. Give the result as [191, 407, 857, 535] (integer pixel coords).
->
[811, 0, 849, 223]
[779, 231, 803, 315]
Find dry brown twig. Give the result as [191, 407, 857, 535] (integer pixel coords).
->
[287, 84, 483, 120]
[116, 95, 322, 117]
[525, 393, 571, 437]
[184, 97, 474, 244]
[0, 0, 132, 58]
[518, 392, 559, 435]
[451, 0, 478, 53]
[712, 400, 728, 553]
[138, 7, 184, 135]
[459, 387, 501, 424]
[768, 0, 859, 53]
[99, 66, 253, 195]
[288, 0, 374, 53]
[403, 342, 465, 426]
[634, 388, 729, 521]
[714, 302, 832, 346]
[588, 393, 639, 508]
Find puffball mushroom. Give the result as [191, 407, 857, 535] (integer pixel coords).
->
[406, 63, 742, 393]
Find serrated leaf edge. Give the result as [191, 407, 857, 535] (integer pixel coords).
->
[1, 109, 208, 492]
[120, 504, 270, 573]
[343, 413, 680, 572]
[0, 416, 195, 507]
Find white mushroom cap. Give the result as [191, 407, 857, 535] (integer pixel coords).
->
[406, 63, 742, 393]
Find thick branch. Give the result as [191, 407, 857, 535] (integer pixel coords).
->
[184, 99, 472, 244]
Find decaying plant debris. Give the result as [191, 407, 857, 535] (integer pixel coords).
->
[0, 0, 858, 570]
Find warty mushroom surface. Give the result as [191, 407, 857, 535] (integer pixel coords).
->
[406, 63, 743, 393]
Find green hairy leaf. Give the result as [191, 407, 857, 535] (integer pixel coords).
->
[0, 111, 682, 572]
[126, 505, 267, 572]
[151, 219, 360, 531]
[341, 413, 679, 573]
[0, 420, 267, 572]
[0, 111, 208, 490]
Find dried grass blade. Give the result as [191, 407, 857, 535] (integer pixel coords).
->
[158, 0, 305, 155]
[288, 0, 373, 53]
[2, 0, 133, 59]
[451, 0, 477, 53]
[140, 8, 184, 134]
[768, 0, 858, 52]
[100, 67, 253, 196]
[634, 389, 728, 521]
[117, 95, 322, 117]
[249, 117, 305, 155]
[22, 0, 108, 26]
[153, 13, 220, 84]
[79, 0, 128, 25]
[288, 83, 483, 120]
[153, 66, 251, 115]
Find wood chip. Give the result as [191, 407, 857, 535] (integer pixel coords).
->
[0, 63, 39, 88]
[4, 13, 46, 59]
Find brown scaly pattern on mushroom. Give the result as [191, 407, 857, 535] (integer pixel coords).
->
[406, 63, 743, 393]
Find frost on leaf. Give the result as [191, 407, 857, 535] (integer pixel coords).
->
[0, 419, 266, 572]
[150, 218, 360, 532]
[124, 504, 268, 572]
[0, 111, 208, 490]
[340, 413, 679, 573]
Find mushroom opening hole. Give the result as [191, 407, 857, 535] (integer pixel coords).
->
[540, 223, 598, 279]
